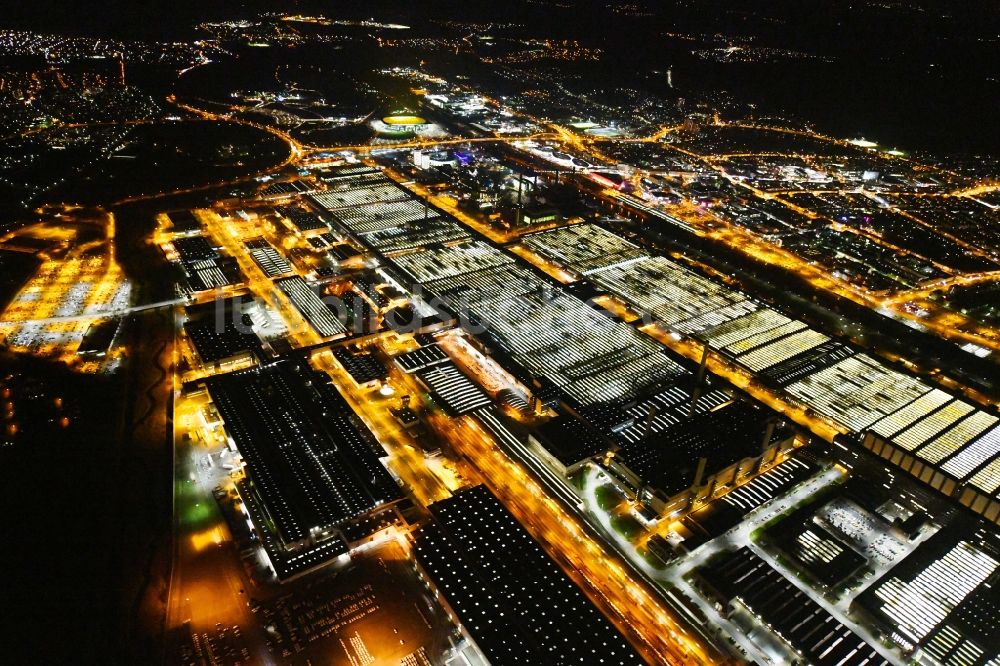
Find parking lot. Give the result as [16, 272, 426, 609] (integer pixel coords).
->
[258, 540, 458, 666]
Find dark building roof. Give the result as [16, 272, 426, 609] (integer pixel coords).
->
[206, 363, 401, 550]
[703, 548, 888, 666]
[333, 348, 387, 384]
[317, 165, 381, 182]
[768, 503, 866, 587]
[78, 318, 121, 356]
[330, 293, 380, 336]
[532, 416, 612, 468]
[328, 243, 362, 262]
[165, 210, 201, 234]
[340, 506, 399, 544]
[184, 299, 261, 364]
[759, 340, 855, 388]
[172, 235, 218, 264]
[183, 258, 238, 292]
[614, 381, 732, 444]
[261, 180, 312, 197]
[414, 333, 437, 346]
[930, 578, 1000, 663]
[414, 485, 643, 665]
[616, 400, 773, 496]
[680, 457, 816, 550]
[854, 517, 1000, 657]
[284, 209, 329, 232]
[353, 276, 389, 308]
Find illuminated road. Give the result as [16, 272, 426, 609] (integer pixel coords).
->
[310, 346, 459, 508]
[193, 208, 321, 349]
[442, 414, 727, 665]
[882, 271, 1000, 305]
[307, 322, 723, 663]
[590, 175, 1000, 355]
[172, 93, 556, 158]
[154, 86, 1000, 363]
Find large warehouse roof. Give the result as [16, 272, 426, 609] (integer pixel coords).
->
[414, 485, 643, 665]
[207, 363, 401, 548]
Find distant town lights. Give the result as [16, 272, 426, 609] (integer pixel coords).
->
[848, 138, 878, 149]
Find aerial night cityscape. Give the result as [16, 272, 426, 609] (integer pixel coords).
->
[3, 1, 1000, 665]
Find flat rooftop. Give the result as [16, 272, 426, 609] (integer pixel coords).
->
[787, 353, 933, 432]
[417, 362, 492, 415]
[526, 223, 1000, 503]
[164, 210, 201, 234]
[315, 172, 686, 407]
[521, 223, 647, 275]
[275, 276, 347, 338]
[280, 207, 329, 233]
[206, 363, 402, 549]
[332, 347, 386, 385]
[589, 255, 758, 335]
[389, 240, 685, 405]
[394, 343, 449, 373]
[183, 299, 261, 364]
[246, 241, 293, 278]
[359, 216, 470, 255]
[172, 235, 218, 264]
[316, 193, 432, 235]
[855, 517, 1000, 658]
[532, 415, 611, 468]
[523, 224, 757, 334]
[615, 380, 732, 444]
[616, 400, 771, 496]
[703, 548, 889, 666]
[391, 239, 515, 283]
[414, 485, 643, 665]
